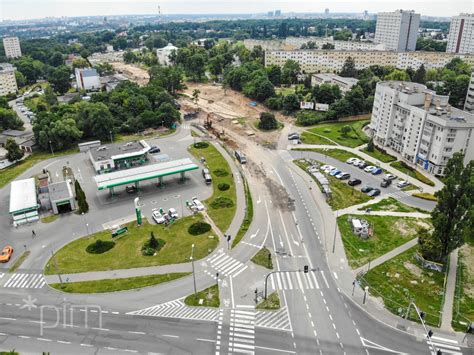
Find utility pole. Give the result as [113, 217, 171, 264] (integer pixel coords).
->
[49, 140, 54, 156]
[109, 130, 113, 144]
[191, 244, 197, 295]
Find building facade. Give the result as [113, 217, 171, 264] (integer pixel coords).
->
[2, 37, 22, 58]
[156, 43, 178, 66]
[370, 81, 474, 175]
[265, 50, 474, 73]
[0, 63, 18, 96]
[446, 13, 474, 54]
[374, 10, 420, 51]
[464, 72, 474, 113]
[75, 67, 100, 91]
[311, 73, 359, 93]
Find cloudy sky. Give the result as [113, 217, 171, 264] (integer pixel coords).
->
[1, 0, 471, 21]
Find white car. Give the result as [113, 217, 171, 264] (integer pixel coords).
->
[152, 209, 166, 224]
[192, 197, 205, 211]
[384, 174, 397, 181]
[397, 180, 410, 188]
[346, 157, 359, 165]
[323, 166, 336, 174]
[364, 166, 376, 173]
[320, 164, 330, 171]
[168, 208, 179, 219]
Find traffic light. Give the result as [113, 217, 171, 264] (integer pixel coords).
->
[304, 265, 309, 273]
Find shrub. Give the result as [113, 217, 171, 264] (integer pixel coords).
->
[193, 142, 209, 149]
[214, 168, 229, 177]
[218, 183, 230, 191]
[141, 232, 166, 256]
[188, 221, 212, 235]
[86, 240, 115, 254]
[210, 196, 235, 209]
[141, 247, 155, 256]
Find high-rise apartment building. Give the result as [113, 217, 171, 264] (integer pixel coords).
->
[0, 63, 18, 96]
[370, 81, 474, 175]
[2, 37, 22, 58]
[446, 13, 474, 54]
[374, 10, 420, 51]
[464, 72, 474, 113]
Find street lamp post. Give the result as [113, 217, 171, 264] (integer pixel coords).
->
[82, 212, 90, 236]
[191, 244, 197, 295]
[109, 130, 113, 143]
[332, 211, 338, 253]
[363, 286, 369, 304]
[49, 140, 54, 156]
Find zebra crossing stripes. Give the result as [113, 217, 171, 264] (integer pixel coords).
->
[127, 299, 219, 322]
[269, 271, 327, 291]
[207, 253, 248, 278]
[427, 335, 462, 355]
[3, 273, 45, 289]
[0, 272, 4, 279]
[229, 307, 255, 354]
[255, 307, 291, 331]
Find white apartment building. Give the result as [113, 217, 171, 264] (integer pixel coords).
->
[464, 72, 474, 113]
[75, 67, 100, 91]
[446, 13, 474, 54]
[156, 43, 178, 66]
[311, 73, 358, 93]
[374, 10, 420, 51]
[244, 38, 386, 52]
[265, 50, 474, 73]
[370, 81, 474, 175]
[0, 63, 18, 96]
[2, 37, 22, 58]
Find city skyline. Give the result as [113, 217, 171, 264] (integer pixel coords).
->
[1, 0, 472, 21]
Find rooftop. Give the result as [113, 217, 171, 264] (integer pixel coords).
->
[76, 67, 99, 77]
[9, 178, 38, 214]
[0, 63, 15, 72]
[89, 140, 150, 162]
[48, 181, 73, 202]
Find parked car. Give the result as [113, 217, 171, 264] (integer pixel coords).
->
[336, 172, 351, 180]
[346, 157, 358, 164]
[371, 167, 383, 175]
[320, 164, 330, 171]
[202, 168, 210, 177]
[235, 151, 247, 164]
[323, 166, 335, 174]
[288, 132, 300, 140]
[364, 166, 376, 173]
[348, 178, 362, 186]
[0, 245, 13, 263]
[361, 185, 374, 193]
[368, 188, 381, 197]
[329, 169, 341, 176]
[397, 180, 410, 188]
[149, 146, 161, 154]
[152, 209, 166, 224]
[384, 174, 397, 181]
[125, 185, 137, 193]
[192, 197, 205, 211]
[307, 165, 319, 173]
[357, 161, 367, 169]
[381, 179, 392, 188]
[204, 173, 212, 185]
[168, 208, 179, 219]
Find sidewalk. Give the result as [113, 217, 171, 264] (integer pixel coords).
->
[440, 249, 459, 332]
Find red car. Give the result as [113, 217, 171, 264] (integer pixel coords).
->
[0, 245, 14, 263]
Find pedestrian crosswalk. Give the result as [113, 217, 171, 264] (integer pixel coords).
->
[182, 124, 191, 129]
[427, 335, 462, 355]
[127, 299, 219, 322]
[2, 273, 45, 289]
[229, 307, 255, 354]
[268, 271, 329, 291]
[0, 272, 4, 279]
[206, 252, 248, 278]
[255, 306, 291, 331]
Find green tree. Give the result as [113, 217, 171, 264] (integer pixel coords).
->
[15, 71, 27, 88]
[5, 138, 24, 162]
[149, 65, 184, 95]
[156, 102, 181, 128]
[281, 60, 300, 86]
[148, 232, 159, 249]
[48, 51, 64, 67]
[43, 85, 58, 106]
[385, 69, 410, 81]
[74, 180, 89, 213]
[340, 125, 351, 137]
[243, 76, 275, 102]
[49, 65, 71, 94]
[266, 65, 282, 86]
[367, 138, 375, 152]
[0, 108, 23, 130]
[339, 56, 357, 78]
[312, 83, 341, 104]
[413, 64, 427, 84]
[75, 102, 114, 141]
[418, 228, 443, 262]
[426, 153, 474, 261]
[282, 93, 300, 113]
[258, 112, 278, 130]
[72, 58, 89, 70]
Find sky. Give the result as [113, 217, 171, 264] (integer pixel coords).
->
[0, 0, 472, 21]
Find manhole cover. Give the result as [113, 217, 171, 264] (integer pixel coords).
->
[151, 200, 157, 204]
[163, 197, 168, 201]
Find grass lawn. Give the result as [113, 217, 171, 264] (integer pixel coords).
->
[44, 217, 218, 275]
[251, 247, 273, 269]
[232, 177, 253, 248]
[302, 120, 369, 148]
[337, 215, 432, 269]
[41, 214, 59, 223]
[357, 197, 428, 213]
[361, 147, 397, 163]
[50, 273, 190, 293]
[452, 242, 474, 331]
[412, 192, 437, 201]
[294, 148, 376, 167]
[0, 148, 79, 189]
[275, 86, 296, 96]
[359, 246, 445, 327]
[390, 161, 435, 187]
[189, 143, 236, 233]
[184, 284, 220, 307]
[8, 251, 30, 273]
[115, 128, 175, 143]
[256, 292, 280, 310]
[294, 159, 372, 210]
[300, 131, 336, 145]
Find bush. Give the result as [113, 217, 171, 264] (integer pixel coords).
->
[188, 221, 212, 235]
[193, 142, 209, 149]
[295, 111, 325, 126]
[218, 183, 230, 191]
[141, 232, 166, 256]
[210, 196, 235, 209]
[258, 112, 278, 130]
[265, 96, 283, 110]
[141, 247, 155, 256]
[86, 240, 115, 254]
[214, 168, 229, 177]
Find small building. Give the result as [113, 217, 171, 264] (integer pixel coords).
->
[0, 63, 18, 96]
[100, 73, 128, 92]
[9, 178, 39, 226]
[75, 67, 100, 91]
[156, 43, 178, 66]
[89, 140, 151, 174]
[0, 129, 36, 153]
[48, 181, 76, 214]
[311, 73, 359, 94]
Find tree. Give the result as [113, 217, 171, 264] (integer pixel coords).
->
[74, 180, 89, 213]
[243, 77, 275, 102]
[413, 64, 427, 84]
[266, 65, 282, 86]
[149, 65, 184, 95]
[340, 125, 351, 137]
[72, 58, 89, 70]
[367, 138, 375, 152]
[49, 65, 71, 94]
[282, 93, 300, 113]
[281, 60, 300, 86]
[43, 85, 58, 106]
[322, 43, 335, 49]
[0, 108, 23, 130]
[385, 69, 410, 81]
[418, 228, 443, 262]
[312, 83, 341, 105]
[425, 153, 474, 261]
[5, 138, 24, 162]
[48, 51, 64, 67]
[75, 102, 115, 141]
[156, 103, 181, 128]
[339, 57, 357, 78]
[148, 232, 159, 249]
[258, 112, 278, 130]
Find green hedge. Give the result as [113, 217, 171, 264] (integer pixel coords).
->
[218, 183, 230, 191]
[188, 222, 212, 235]
[86, 240, 115, 254]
